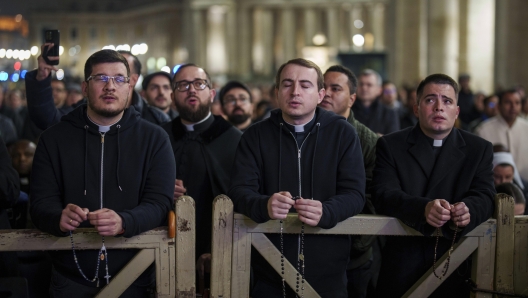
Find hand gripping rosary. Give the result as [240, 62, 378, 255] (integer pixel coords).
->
[432, 218, 459, 280]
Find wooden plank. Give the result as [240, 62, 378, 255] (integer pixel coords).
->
[494, 193, 515, 295]
[251, 233, 320, 298]
[210, 195, 234, 298]
[514, 218, 528, 296]
[234, 214, 495, 237]
[95, 248, 155, 298]
[231, 218, 251, 298]
[404, 237, 479, 298]
[470, 229, 496, 298]
[156, 239, 173, 297]
[175, 195, 196, 297]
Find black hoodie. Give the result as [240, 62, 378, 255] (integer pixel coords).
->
[229, 107, 366, 297]
[30, 104, 175, 287]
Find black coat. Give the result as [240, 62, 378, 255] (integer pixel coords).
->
[372, 125, 495, 297]
[229, 108, 366, 297]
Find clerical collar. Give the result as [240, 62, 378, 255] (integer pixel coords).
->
[433, 139, 443, 147]
[283, 113, 316, 132]
[87, 114, 121, 132]
[183, 112, 212, 131]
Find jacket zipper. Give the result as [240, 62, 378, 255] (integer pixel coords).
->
[288, 130, 312, 265]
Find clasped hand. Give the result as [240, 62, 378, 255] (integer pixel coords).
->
[267, 191, 323, 226]
[424, 199, 470, 228]
[60, 203, 124, 236]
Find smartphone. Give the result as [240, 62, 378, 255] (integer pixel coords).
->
[43, 30, 60, 65]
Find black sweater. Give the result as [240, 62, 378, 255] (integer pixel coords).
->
[229, 108, 366, 296]
[30, 105, 175, 286]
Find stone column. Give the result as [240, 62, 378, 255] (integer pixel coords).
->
[281, 8, 296, 61]
[326, 7, 339, 49]
[391, 0, 428, 86]
[371, 3, 385, 51]
[235, 5, 252, 78]
[427, 0, 459, 78]
[252, 8, 274, 76]
[350, 5, 363, 51]
[206, 5, 227, 74]
[304, 8, 317, 46]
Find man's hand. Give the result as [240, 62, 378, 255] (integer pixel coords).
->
[196, 253, 212, 278]
[88, 208, 124, 236]
[36, 43, 59, 81]
[424, 199, 452, 227]
[294, 198, 323, 227]
[450, 202, 471, 227]
[267, 191, 294, 220]
[60, 204, 89, 232]
[174, 179, 187, 201]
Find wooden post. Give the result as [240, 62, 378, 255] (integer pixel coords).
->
[494, 193, 515, 296]
[514, 216, 528, 295]
[175, 195, 196, 297]
[210, 195, 234, 298]
[231, 217, 252, 298]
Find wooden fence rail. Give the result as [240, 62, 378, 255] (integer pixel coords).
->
[210, 194, 528, 298]
[0, 195, 196, 298]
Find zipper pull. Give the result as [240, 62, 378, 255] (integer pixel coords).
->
[298, 149, 301, 159]
[100, 133, 105, 144]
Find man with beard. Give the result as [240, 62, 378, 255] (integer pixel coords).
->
[142, 71, 179, 119]
[161, 63, 242, 294]
[30, 49, 175, 296]
[219, 81, 253, 131]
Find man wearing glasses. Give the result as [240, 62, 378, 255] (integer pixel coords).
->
[219, 81, 254, 131]
[30, 49, 175, 297]
[162, 63, 241, 295]
[25, 45, 169, 133]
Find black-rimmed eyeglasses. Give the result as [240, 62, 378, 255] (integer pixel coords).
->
[173, 79, 209, 92]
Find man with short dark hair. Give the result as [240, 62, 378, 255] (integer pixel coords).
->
[229, 58, 365, 297]
[372, 73, 496, 297]
[476, 90, 528, 181]
[352, 69, 400, 135]
[51, 79, 67, 108]
[25, 45, 169, 132]
[30, 49, 175, 297]
[142, 71, 178, 119]
[318, 64, 379, 298]
[162, 63, 241, 294]
[219, 81, 253, 131]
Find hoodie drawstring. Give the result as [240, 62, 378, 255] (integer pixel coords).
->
[116, 125, 122, 191]
[310, 123, 320, 198]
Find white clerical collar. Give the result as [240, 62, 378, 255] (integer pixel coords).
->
[87, 114, 120, 132]
[433, 139, 443, 147]
[284, 114, 315, 132]
[184, 112, 212, 131]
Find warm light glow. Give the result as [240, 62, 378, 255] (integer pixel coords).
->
[12, 49, 19, 59]
[156, 57, 166, 69]
[352, 34, 365, 47]
[69, 47, 76, 56]
[147, 57, 156, 70]
[6, 49, 12, 59]
[139, 43, 148, 55]
[102, 45, 116, 50]
[131, 44, 140, 55]
[56, 69, 65, 80]
[161, 66, 171, 73]
[30, 46, 39, 56]
[59, 46, 64, 56]
[0, 49, 5, 58]
[312, 34, 327, 46]
[354, 20, 364, 29]
[15, 14, 22, 22]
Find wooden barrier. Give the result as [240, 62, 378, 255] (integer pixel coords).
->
[210, 195, 507, 298]
[0, 195, 196, 298]
[493, 193, 528, 297]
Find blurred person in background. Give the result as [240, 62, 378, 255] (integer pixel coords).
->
[468, 95, 498, 132]
[65, 83, 84, 107]
[219, 81, 254, 131]
[142, 71, 178, 119]
[495, 183, 526, 215]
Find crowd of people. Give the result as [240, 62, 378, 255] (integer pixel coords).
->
[0, 41, 525, 298]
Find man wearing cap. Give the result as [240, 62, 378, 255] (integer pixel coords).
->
[219, 81, 253, 131]
[162, 63, 242, 293]
[142, 71, 179, 120]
